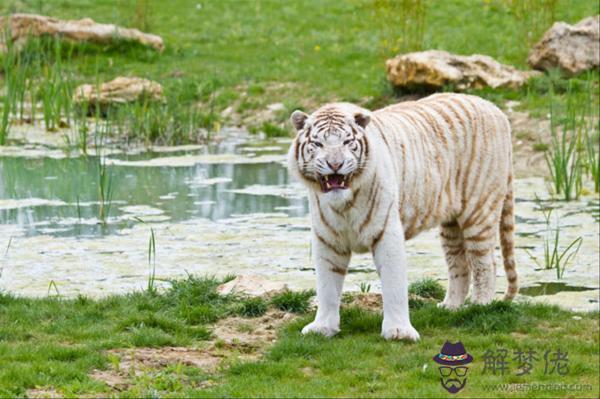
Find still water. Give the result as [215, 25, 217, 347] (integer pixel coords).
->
[0, 131, 598, 311]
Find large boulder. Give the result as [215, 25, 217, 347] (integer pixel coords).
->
[0, 13, 164, 53]
[73, 77, 163, 109]
[528, 16, 600, 75]
[386, 50, 540, 91]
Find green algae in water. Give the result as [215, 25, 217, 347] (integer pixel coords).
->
[520, 282, 599, 297]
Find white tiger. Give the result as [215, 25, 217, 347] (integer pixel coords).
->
[287, 93, 517, 341]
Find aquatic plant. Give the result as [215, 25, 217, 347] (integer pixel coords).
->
[0, 237, 12, 281]
[0, 93, 9, 145]
[96, 156, 114, 223]
[359, 282, 372, 293]
[581, 76, 600, 193]
[147, 227, 157, 294]
[38, 39, 75, 131]
[585, 127, 600, 193]
[1, 36, 76, 134]
[526, 200, 583, 279]
[545, 83, 585, 201]
[47, 280, 61, 297]
[93, 116, 115, 223]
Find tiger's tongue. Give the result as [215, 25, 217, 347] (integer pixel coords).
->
[328, 175, 343, 187]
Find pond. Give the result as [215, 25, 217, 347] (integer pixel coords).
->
[0, 129, 598, 312]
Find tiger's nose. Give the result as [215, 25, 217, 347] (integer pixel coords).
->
[327, 160, 344, 172]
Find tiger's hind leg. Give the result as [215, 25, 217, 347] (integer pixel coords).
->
[439, 221, 470, 309]
[462, 212, 502, 305]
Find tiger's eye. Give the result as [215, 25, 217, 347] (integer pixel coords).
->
[343, 140, 352, 145]
[314, 142, 323, 148]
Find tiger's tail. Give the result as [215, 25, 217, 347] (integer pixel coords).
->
[500, 172, 518, 300]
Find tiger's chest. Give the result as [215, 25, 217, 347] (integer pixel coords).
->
[315, 198, 384, 254]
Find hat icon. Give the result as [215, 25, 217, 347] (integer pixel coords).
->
[433, 341, 473, 365]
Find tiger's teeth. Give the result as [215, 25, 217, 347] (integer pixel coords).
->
[324, 175, 329, 181]
[326, 182, 331, 189]
[341, 181, 345, 187]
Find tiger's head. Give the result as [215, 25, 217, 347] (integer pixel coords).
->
[287, 103, 371, 195]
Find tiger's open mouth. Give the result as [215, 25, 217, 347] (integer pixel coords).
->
[318, 174, 350, 193]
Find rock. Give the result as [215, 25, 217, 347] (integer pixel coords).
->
[72, 77, 163, 108]
[266, 103, 285, 112]
[528, 16, 600, 75]
[0, 13, 164, 53]
[385, 50, 540, 91]
[217, 275, 287, 297]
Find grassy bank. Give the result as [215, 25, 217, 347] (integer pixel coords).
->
[1, 0, 598, 143]
[0, 276, 597, 397]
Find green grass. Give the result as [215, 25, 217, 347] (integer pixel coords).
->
[1, 0, 598, 140]
[271, 289, 315, 313]
[234, 297, 268, 318]
[0, 275, 240, 397]
[0, 277, 597, 397]
[408, 277, 446, 301]
[196, 302, 599, 398]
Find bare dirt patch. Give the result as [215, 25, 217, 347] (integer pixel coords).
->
[211, 309, 297, 353]
[89, 310, 297, 392]
[25, 388, 63, 399]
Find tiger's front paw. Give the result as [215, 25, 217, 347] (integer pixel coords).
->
[381, 323, 420, 342]
[301, 321, 339, 338]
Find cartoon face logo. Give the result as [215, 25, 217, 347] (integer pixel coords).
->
[433, 341, 473, 394]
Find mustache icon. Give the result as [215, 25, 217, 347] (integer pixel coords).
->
[441, 378, 467, 394]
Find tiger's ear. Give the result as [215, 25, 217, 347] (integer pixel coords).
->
[290, 110, 309, 132]
[354, 112, 371, 129]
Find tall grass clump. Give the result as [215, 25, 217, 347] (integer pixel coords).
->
[1, 35, 75, 133]
[38, 39, 75, 131]
[147, 227, 157, 293]
[94, 120, 114, 223]
[585, 126, 599, 192]
[525, 199, 582, 279]
[544, 81, 596, 201]
[581, 74, 600, 192]
[0, 92, 9, 145]
[271, 289, 315, 313]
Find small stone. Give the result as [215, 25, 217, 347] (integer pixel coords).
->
[217, 275, 287, 297]
[72, 77, 163, 109]
[267, 103, 285, 112]
[572, 315, 582, 320]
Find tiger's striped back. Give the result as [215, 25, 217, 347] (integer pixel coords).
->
[370, 93, 517, 299]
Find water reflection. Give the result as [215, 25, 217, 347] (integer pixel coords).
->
[0, 142, 309, 237]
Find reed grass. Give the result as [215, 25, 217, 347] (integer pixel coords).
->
[94, 120, 114, 223]
[543, 79, 598, 201]
[526, 200, 583, 279]
[0, 93, 9, 145]
[585, 127, 599, 193]
[359, 282, 372, 293]
[1, 36, 76, 133]
[147, 227, 157, 294]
